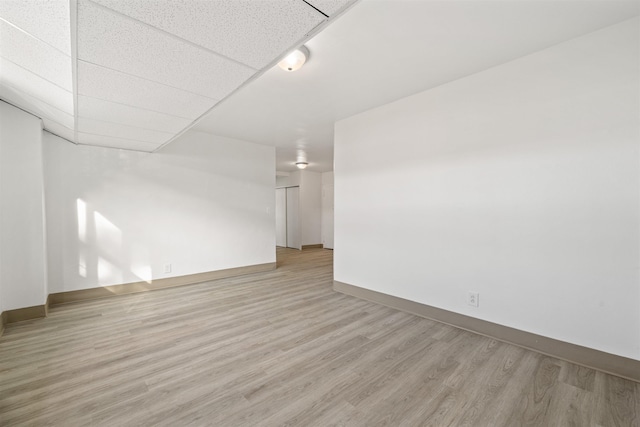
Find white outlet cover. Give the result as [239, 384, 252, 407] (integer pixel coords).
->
[468, 292, 479, 307]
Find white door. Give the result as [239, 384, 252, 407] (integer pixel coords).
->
[275, 188, 287, 247]
[286, 187, 301, 250]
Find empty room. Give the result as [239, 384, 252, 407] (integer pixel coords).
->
[0, 0, 639, 425]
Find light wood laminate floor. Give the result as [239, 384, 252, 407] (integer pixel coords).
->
[0, 248, 638, 426]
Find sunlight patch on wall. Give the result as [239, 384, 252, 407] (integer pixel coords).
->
[98, 256, 122, 285]
[131, 264, 152, 283]
[77, 198, 87, 242]
[78, 252, 87, 278]
[94, 210, 122, 258]
[130, 243, 152, 283]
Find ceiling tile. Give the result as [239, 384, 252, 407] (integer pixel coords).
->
[77, 117, 174, 144]
[42, 119, 76, 142]
[0, 0, 71, 55]
[77, 61, 214, 119]
[78, 95, 192, 134]
[0, 84, 74, 128]
[0, 57, 73, 115]
[304, 0, 354, 16]
[0, 20, 72, 91]
[77, 0, 255, 100]
[76, 132, 161, 152]
[90, 0, 326, 69]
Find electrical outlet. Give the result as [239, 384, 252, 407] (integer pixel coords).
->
[164, 264, 172, 274]
[468, 292, 479, 307]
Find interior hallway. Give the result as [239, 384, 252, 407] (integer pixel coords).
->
[0, 248, 637, 426]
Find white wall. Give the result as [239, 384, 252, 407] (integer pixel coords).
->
[276, 170, 301, 188]
[0, 101, 48, 310]
[334, 19, 640, 360]
[321, 172, 334, 249]
[276, 175, 291, 188]
[43, 130, 275, 293]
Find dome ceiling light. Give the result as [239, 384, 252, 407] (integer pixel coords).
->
[278, 46, 310, 72]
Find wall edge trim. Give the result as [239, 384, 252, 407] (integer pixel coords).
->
[302, 244, 323, 249]
[0, 311, 7, 337]
[333, 280, 640, 383]
[49, 262, 276, 306]
[1, 305, 47, 328]
[0, 263, 276, 337]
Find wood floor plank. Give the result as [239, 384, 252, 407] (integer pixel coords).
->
[503, 355, 562, 426]
[593, 371, 640, 427]
[0, 248, 638, 426]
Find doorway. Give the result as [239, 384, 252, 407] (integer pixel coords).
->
[275, 186, 301, 250]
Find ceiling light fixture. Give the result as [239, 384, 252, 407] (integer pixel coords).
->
[278, 46, 310, 72]
[296, 161, 309, 169]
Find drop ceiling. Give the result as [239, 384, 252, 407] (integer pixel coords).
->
[0, 0, 357, 151]
[192, 0, 640, 172]
[2, 1, 638, 169]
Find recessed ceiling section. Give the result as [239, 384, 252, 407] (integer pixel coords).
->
[90, 0, 327, 69]
[1, 0, 359, 152]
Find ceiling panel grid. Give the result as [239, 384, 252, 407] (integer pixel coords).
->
[0, 83, 75, 128]
[0, 57, 73, 114]
[89, 0, 326, 69]
[0, 0, 73, 137]
[77, 95, 192, 134]
[0, 0, 357, 152]
[0, 0, 71, 55]
[77, 61, 215, 120]
[77, 1, 256, 100]
[0, 20, 72, 90]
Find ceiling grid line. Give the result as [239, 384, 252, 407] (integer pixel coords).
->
[67, 141, 157, 153]
[0, 56, 72, 93]
[33, 114, 181, 146]
[0, 17, 71, 58]
[44, 129, 77, 145]
[77, 117, 176, 137]
[76, 128, 171, 144]
[0, 80, 72, 115]
[70, 0, 79, 143]
[301, 0, 329, 18]
[78, 94, 198, 121]
[76, 59, 221, 102]
[0, 99, 76, 147]
[0, 98, 61, 125]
